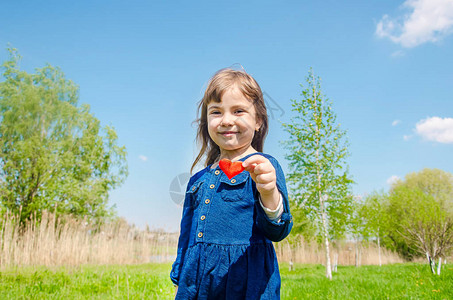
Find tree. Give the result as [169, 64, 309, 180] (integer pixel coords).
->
[358, 191, 389, 267]
[282, 69, 353, 279]
[386, 169, 453, 275]
[285, 196, 316, 270]
[0, 48, 128, 223]
[348, 196, 366, 267]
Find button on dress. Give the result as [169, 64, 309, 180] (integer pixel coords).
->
[170, 153, 293, 299]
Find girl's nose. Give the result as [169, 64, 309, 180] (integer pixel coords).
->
[220, 113, 235, 127]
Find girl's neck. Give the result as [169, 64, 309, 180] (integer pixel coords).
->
[211, 146, 258, 169]
[222, 145, 258, 160]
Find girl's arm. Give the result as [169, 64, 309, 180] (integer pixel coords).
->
[243, 154, 293, 242]
[259, 193, 284, 221]
[170, 177, 196, 286]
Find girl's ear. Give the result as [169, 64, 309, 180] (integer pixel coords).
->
[255, 118, 262, 132]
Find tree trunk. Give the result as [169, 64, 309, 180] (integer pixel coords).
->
[333, 252, 338, 272]
[359, 245, 362, 267]
[288, 240, 294, 271]
[355, 238, 359, 267]
[314, 85, 331, 280]
[437, 257, 442, 275]
[321, 208, 332, 279]
[377, 233, 382, 267]
[426, 252, 436, 274]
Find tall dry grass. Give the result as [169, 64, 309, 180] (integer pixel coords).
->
[0, 211, 177, 268]
[274, 236, 405, 266]
[0, 210, 406, 268]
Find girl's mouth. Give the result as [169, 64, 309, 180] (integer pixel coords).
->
[219, 131, 238, 137]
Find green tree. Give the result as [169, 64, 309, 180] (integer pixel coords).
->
[348, 196, 366, 267]
[282, 69, 353, 279]
[0, 48, 128, 223]
[358, 191, 389, 267]
[285, 196, 316, 270]
[386, 169, 453, 275]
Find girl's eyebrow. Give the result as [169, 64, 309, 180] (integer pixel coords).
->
[207, 104, 221, 110]
[207, 103, 251, 110]
[232, 104, 249, 109]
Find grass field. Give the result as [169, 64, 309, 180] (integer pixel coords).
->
[280, 263, 453, 299]
[0, 263, 452, 299]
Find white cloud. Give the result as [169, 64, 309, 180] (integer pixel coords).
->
[139, 155, 148, 162]
[387, 175, 401, 186]
[376, 0, 453, 48]
[403, 134, 413, 141]
[391, 50, 405, 57]
[392, 119, 401, 126]
[415, 116, 453, 143]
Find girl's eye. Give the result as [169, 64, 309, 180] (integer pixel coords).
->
[210, 111, 221, 115]
[235, 109, 245, 114]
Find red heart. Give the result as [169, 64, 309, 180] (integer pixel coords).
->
[219, 159, 245, 180]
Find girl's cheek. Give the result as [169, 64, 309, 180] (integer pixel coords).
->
[208, 114, 221, 125]
[238, 118, 256, 132]
[235, 116, 248, 127]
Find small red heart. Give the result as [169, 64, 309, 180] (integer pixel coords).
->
[219, 159, 245, 180]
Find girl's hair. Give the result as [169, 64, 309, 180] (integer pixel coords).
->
[191, 68, 269, 174]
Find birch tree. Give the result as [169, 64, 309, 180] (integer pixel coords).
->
[282, 69, 353, 280]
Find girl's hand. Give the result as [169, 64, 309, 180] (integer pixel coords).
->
[242, 155, 279, 209]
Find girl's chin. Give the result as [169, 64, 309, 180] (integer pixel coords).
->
[218, 144, 252, 152]
[220, 146, 241, 151]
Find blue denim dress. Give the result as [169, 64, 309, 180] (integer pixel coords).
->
[170, 152, 293, 299]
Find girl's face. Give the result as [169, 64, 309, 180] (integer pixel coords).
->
[207, 86, 261, 155]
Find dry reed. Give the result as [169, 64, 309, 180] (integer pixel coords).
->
[0, 210, 177, 268]
[274, 236, 405, 266]
[1, 211, 408, 269]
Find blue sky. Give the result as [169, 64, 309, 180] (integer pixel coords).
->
[1, 0, 452, 231]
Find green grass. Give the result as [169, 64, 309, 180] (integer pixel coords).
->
[0, 263, 452, 299]
[0, 264, 174, 299]
[280, 263, 453, 299]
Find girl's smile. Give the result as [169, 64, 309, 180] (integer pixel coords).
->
[219, 131, 238, 137]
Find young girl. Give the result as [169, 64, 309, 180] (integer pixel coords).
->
[170, 68, 292, 299]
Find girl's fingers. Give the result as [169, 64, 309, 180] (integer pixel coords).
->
[256, 173, 275, 184]
[243, 155, 276, 192]
[256, 182, 276, 192]
[243, 157, 274, 175]
[252, 163, 267, 175]
[254, 163, 276, 179]
[243, 163, 257, 173]
[242, 155, 268, 168]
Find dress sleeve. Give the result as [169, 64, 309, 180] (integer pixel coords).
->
[259, 193, 283, 221]
[255, 154, 293, 242]
[170, 177, 196, 286]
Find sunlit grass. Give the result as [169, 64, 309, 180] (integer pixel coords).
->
[0, 264, 174, 299]
[280, 262, 453, 299]
[1, 263, 452, 299]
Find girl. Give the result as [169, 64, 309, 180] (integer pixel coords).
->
[170, 68, 292, 299]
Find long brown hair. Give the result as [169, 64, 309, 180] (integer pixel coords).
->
[191, 68, 269, 174]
